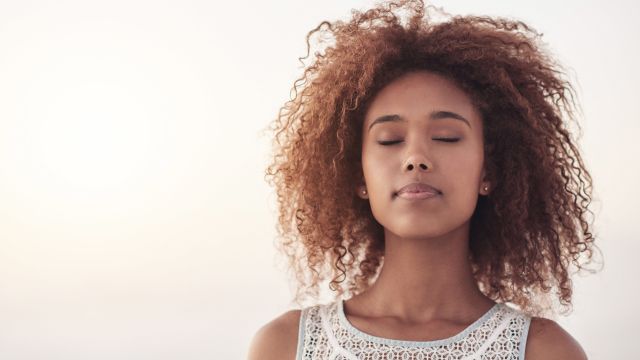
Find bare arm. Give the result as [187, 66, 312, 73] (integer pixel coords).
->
[524, 317, 588, 360]
[247, 310, 302, 360]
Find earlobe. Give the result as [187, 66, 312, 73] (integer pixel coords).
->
[480, 168, 490, 195]
[357, 185, 369, 199]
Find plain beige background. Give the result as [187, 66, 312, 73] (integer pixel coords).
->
[0, 0, 636, 359]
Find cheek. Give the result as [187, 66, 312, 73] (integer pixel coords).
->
[362, 142, 388, 173]
[444, 145, 484, 193]
[362, 152, 393, 188]
[361, 154, 398, 220]
[449, 152, 481, 176]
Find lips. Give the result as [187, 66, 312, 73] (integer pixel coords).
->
[396, 182, 442, 195]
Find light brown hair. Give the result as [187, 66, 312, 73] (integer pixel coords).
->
[264, 0, 601, 317]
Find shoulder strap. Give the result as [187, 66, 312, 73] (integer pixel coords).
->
[519, 316, 532, 360]
[461, 304, 533, 360]
[462, 311, 517, 359]
[295, 307, 308, 360]
[319, 303, 359, 360]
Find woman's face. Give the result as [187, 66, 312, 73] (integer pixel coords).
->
[358, 70, 489, 241]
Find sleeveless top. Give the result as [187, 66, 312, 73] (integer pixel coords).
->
[296, 300, 532, 360]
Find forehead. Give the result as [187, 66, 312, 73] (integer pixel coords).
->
[364, 70, 480, 126]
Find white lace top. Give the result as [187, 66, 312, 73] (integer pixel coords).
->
[296, 300, 531, 360]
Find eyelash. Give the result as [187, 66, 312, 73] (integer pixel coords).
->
[377, 138, 460, 145]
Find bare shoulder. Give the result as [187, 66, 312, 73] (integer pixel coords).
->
[247, 309, 302, 360]
[524, 316, 588, 360]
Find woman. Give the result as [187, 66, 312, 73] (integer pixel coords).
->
[249, 1, 598, 359]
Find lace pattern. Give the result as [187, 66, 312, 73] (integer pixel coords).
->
[297, 301, 531, 360]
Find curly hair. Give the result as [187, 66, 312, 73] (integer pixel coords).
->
[264, 0, 601, 317]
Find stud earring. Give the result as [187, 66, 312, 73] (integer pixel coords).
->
[361, 188, 367, 195]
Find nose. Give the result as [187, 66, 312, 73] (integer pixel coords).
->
[401, 133, 434, 173]
[402, 153, 431, 172]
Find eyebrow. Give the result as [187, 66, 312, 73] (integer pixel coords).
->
[367, 111, 472, 132]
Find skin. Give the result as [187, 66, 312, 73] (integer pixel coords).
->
[343, 69, 496, 339]
[247, 70, 588, 360]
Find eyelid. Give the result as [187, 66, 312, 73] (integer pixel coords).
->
[433, 138, 461, 143]
[377, 138, 460, 145]
[377, 140, 402, 145]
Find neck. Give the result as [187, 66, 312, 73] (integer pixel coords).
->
[353, 222, 494, 321]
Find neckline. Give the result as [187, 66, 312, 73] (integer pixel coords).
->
[336, 300, 501, 348]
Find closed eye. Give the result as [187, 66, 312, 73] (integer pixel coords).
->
[377, 140, 402, 145]
[377, 138, 460, 145]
